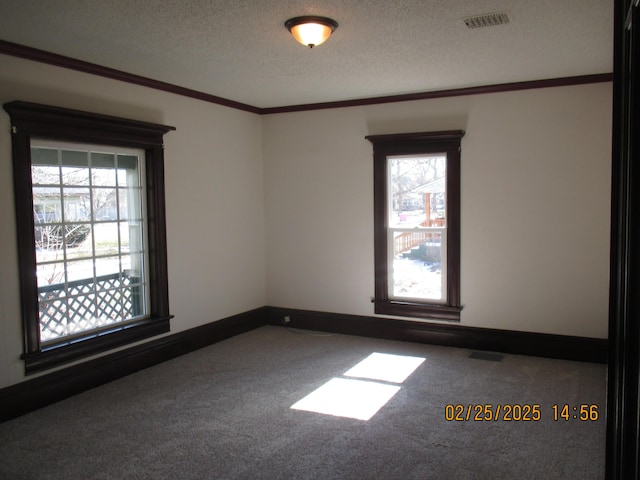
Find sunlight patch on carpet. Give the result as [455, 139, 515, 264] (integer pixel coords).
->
[290, 352, 425, 421]
[291, 378, 401, 421]
[343, 352, 425, 383]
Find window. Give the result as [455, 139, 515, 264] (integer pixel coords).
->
[32, 140, 149, 342]
[4, 101, 174, 374]
[366, 131, 464, 321]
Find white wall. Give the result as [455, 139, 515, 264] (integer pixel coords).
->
[0, 53, 612, 389]
[0, 55, 266, 388]
[263, 83, 612, 339]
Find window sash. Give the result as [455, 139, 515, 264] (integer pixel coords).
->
[31, 140, 151, 345]
[387, 227, 447, 303]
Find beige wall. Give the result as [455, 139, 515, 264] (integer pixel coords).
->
[0, 53, 612, 389]
[263, 83, 612, 338]
[0, 55, 266, 388]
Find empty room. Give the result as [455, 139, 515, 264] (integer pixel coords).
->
[1, 1, 637, 479]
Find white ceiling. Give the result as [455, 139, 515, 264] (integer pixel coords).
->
[0, 0, 613, 109]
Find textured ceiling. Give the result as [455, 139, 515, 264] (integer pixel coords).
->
[0, 0, 613, 109]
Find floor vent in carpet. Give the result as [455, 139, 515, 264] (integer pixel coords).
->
[469, 351, 504, 362]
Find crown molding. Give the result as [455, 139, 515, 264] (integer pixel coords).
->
[0, 40, 261, 114]
[0, 39, 613, 116]
[261, 73, 613, 114]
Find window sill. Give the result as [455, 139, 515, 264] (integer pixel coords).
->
[375, 300, 461, 321]
[22, 315, 172, 375]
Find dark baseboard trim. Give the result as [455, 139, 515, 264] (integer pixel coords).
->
[0, 307, 268, 423]
[1, 304, 607, 422]
[267, 306, 607, 364]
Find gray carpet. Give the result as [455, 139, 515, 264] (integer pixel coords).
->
[0, 326, 606, 479]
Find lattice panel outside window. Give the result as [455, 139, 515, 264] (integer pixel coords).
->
[38, 273, 138, 342]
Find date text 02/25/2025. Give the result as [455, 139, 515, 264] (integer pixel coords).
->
[444, 404, 600, 422]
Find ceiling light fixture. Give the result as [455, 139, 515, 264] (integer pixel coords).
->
[285, 16, 338, 48]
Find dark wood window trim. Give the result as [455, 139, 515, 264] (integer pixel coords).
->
[366, 130, 464, 321]
[3, 101, 175, 374]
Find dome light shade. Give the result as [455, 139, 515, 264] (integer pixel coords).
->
[285, 16, 338, 48]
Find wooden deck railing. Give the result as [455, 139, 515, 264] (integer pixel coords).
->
[393, 218, 445, 255]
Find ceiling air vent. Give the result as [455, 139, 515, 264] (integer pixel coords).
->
[463, 12, 511, 29]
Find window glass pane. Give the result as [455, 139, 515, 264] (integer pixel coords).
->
[391, 231, 444, 301]
[126, 266, 146, 317]
[65, 224, 93, 260]
[95, 288, 126, 323]
[91, 152, 116, 186]
[118, 188, 142, 220]
[117, 156, 143, 223]
[117, 154, 138, 170]
[62, 187, 90, 221]
[31, 165, 59, 186]
[94, 222, 120, 257]
[129, 285, 145, 318]
[65, 259, 95, 283]
[126, 223, 145, 254]
[36, 262, 66, 288]
[35, 242, 64, 264]
[92, 187, 118, 221]
[33, 187, 62, 224]
[63, 223, 91, 249]
[38, 289, 67, 342]
[119, 222, 130, 252]
[31, 147, 58, 167]
[389, 155, 446, 228]
[95, 255, 120, 277]
[61, 150, 89, 185]
[117, 189, 129, 219]
[65, 294, 98, 334]
[123, 252, 145, 280]
[117, 155, 140, 186]
[122, 188, 144, 221]
[117, 168, 128, 186]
